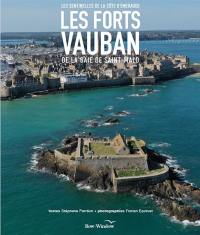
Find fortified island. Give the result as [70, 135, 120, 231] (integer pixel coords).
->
[36, 133, 200, 223]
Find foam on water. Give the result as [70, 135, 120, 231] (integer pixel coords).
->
[28, 151, 49, 174]
[129, 93, 148, 97]
[56, 173, 70, 182]
[171, 216, 200, 227]
[32, 144, 46, 151]
[28, 150, 70, 183]
[102, 122, 118, 126]
[76, 183, 91, 191]
[82, 119, 99, 128]
[162, 153, 187, 177]
[104, 105, 114, 110]
[116, 96, 125, 100]
[149, 142, 171, 148]
[113, 110, 131, 117]
[76, 182, 107, 193]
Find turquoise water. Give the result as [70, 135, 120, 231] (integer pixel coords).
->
[2, 40, 200, 235]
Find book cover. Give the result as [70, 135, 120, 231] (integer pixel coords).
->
[1, 0, 200, 234]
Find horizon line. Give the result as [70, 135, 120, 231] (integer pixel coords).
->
[1, 29, 200, 34]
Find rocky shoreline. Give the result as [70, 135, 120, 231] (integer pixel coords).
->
[33, 135, 200, 224]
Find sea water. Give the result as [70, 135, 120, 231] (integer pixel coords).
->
[1, 40, 200, 235]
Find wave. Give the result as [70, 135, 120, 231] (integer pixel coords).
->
[29, 142, 53, 171]
[76, 182, 91, 191]
[161, 153, 187, 177]
[28, 152, 50, 174]
[32, 144, 46, 151]
[56, 173, 70, 182]
[104, 106, 114, 111]
[129, 88, 160, 98]
[128, 93, 148, 97]
[32, 141, 53, 151]
[94, 188, 107, 193]
[113, 110, 131, 117]
[28, 152, 39, 171]
[102, 122, 118, 126]
[116, 96, 125, 100]
[28, 151, 70, 183]
[171, 216, 200, 227]
[82, 119, 99, 128]
[76, 182, 107, 193]
[164, 154, 180, 168]
[149, 142, 171, 148]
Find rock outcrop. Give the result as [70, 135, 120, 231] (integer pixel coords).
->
[104, 117, 120, 124]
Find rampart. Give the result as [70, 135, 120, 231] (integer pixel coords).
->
[112, 165, 169, 193]
[54, 148, 148, 182]
[62, 77, 132, 90]
[132, 76, 155, 85]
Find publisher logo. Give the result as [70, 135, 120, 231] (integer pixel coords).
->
[85, 220, 116, 229]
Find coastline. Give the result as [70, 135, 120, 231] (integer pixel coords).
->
[1, 67, 197, 101]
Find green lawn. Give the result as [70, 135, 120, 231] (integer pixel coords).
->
[90, 142, 116, 155]
[117, 168, 147, 177]
[117, 167, 164, 177]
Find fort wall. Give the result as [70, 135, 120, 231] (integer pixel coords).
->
[132, 76, 155, 85]
[113, 165, 169, 193]
[63, 77, 132, 90]
[75, 157, 148, 181]
[54, 149, 169, 188]
[9, 84, 45, 98]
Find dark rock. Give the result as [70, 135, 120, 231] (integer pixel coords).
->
[37, 150, 57, 172]
[162, 199, 200, 222]
[114, 111, 130, 116]
[87, 167, 113, 190]
[173, 180, 200, 204]
[132, 179, 200, 222]
[145, 89, 154, 94]
[104, 117, 120, 124]
[62, 135, 78, 145]
[81, 119, 100, 128]
[145, 147, 168, 164]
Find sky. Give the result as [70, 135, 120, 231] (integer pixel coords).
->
[1, 0, 200, 32]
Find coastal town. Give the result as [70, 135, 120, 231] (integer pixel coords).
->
[0, 38, 198, 100]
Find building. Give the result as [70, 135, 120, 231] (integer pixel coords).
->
[60, 73, 88, 88]
[53, 133, 169, 192]
[112, 134, 130, 154]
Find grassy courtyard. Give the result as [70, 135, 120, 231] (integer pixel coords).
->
[90, 142, 116, 155]
[117, 167, 165, 177]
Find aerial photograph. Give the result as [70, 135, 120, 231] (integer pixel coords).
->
[1, 0, 200, 235]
